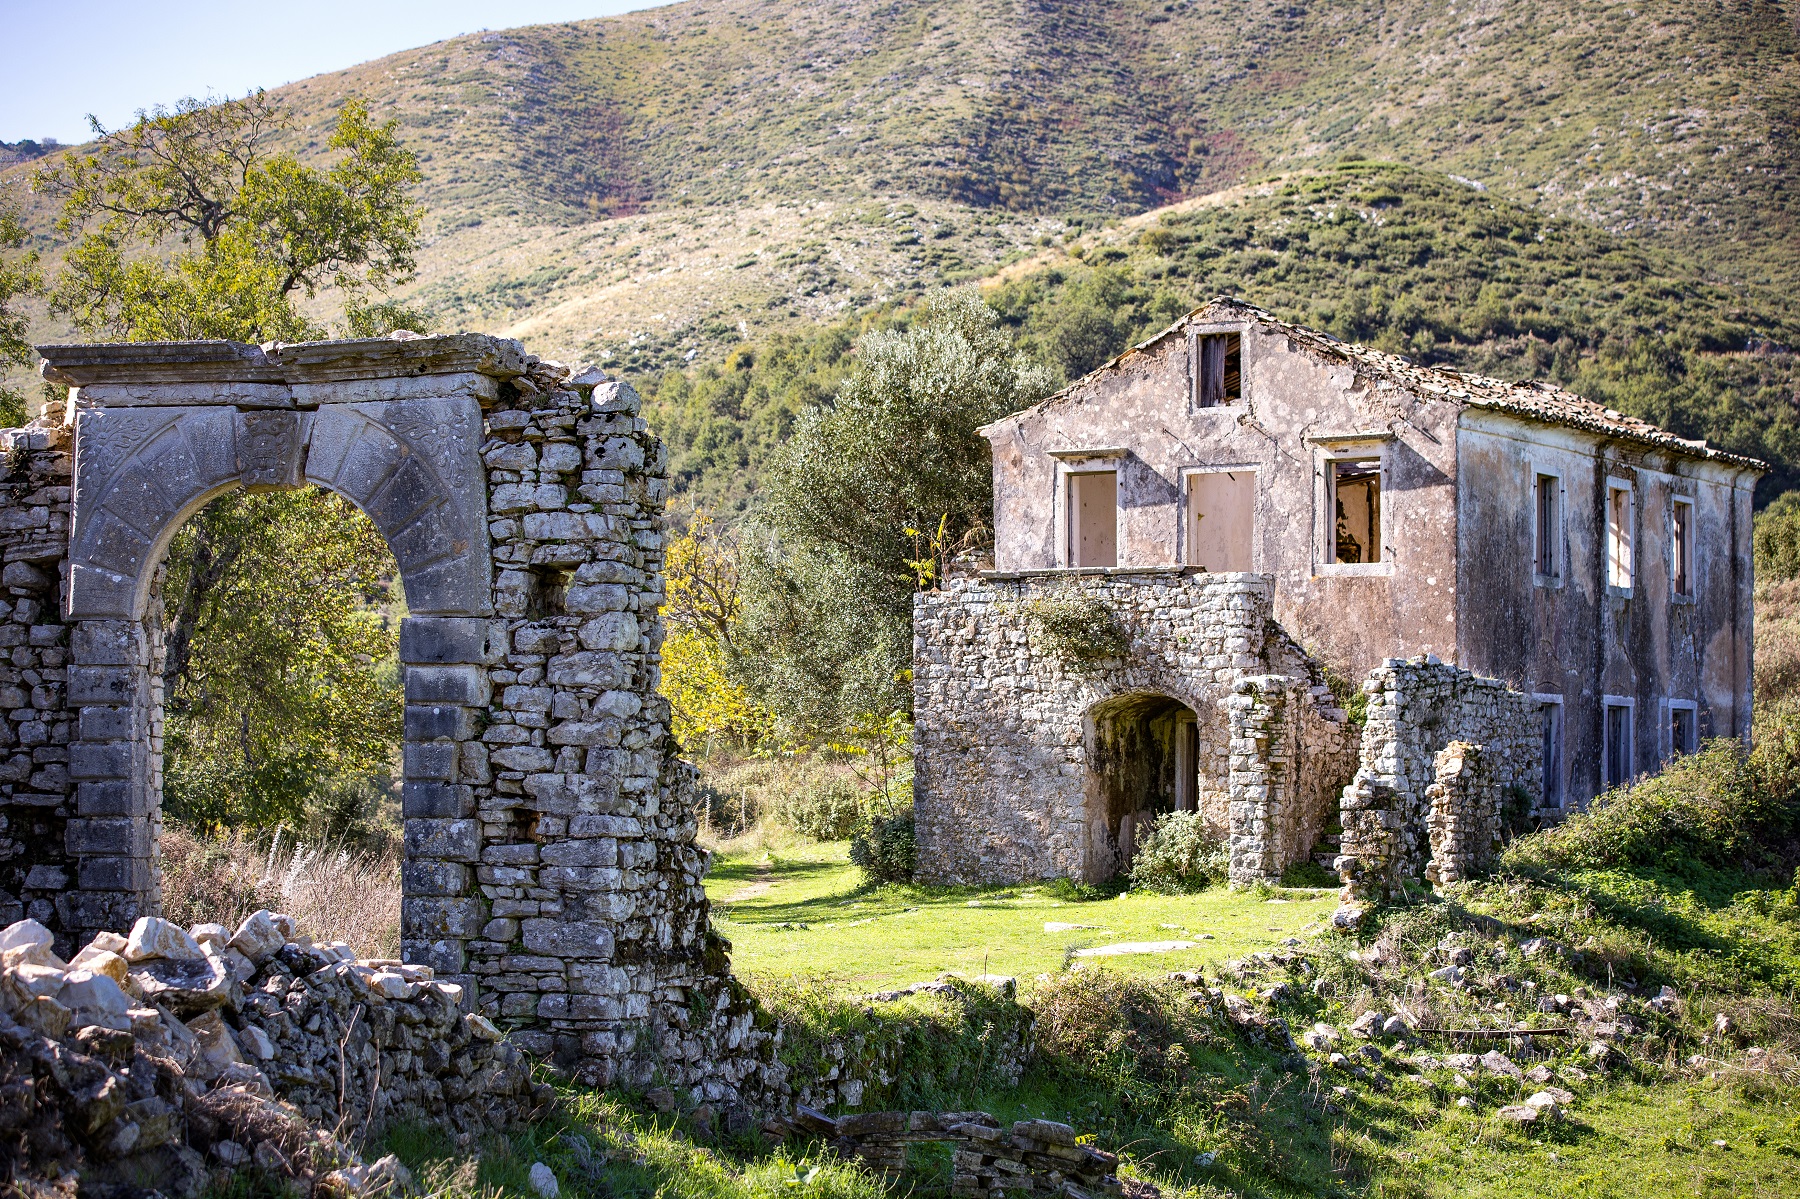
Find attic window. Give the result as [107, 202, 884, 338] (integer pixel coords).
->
[1194, 333, 1241, 408]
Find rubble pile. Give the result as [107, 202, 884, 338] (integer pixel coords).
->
[781, 1108, 1126, 1199]
[0, 911, 549, 1197]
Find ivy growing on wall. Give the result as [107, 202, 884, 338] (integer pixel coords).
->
[1027, 597, 1132, 664]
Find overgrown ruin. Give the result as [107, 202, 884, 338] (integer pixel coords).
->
[915, 298, 1763, 901]
[0, 334, 775, 1106]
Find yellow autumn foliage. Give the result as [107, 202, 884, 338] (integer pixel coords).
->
[660, 507, 779, 753]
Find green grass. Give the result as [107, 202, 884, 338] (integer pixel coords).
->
[704, 837, 1337, 991]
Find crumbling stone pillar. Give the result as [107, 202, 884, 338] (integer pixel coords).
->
[1424, 741, 1498, 885]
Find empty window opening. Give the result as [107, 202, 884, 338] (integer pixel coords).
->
[1196, 333, 1242, 408]
[1535, 473, 1560, 581]
[1068, 470, 1118, 568]
[528, 565, 571, 617]
[1606, 483, 1634, 590]
[1603, 699, 1634, 789]
[1669, 701, 1698, 758]
[1331, 458, 1382, 564]
[1186, 470, 1255, 572]
[1537, 698, 1565, 808]
[1672, 497, 1695, 597]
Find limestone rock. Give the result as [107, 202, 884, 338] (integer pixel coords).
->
[529, 1162, 560, 1199]
[125, 917, 206, 963]
[227, 910, 286, 963]
[0, 918, 61, 968]
[129, 955, 232, 1017]
[188, 922, 233, 950]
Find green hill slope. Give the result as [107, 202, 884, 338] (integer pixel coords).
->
[4, 0, 1797, 492]
[645, 163, 1800, 511]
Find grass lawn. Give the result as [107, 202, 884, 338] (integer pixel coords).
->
[704, 835, 1338, 991]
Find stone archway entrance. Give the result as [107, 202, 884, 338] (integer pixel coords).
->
[6, 334, 771, 1105]
[50, 338, 498, 952]
[1082, 691, 1204, 881]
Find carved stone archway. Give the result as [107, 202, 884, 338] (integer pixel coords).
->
[43, 336, 508, 943]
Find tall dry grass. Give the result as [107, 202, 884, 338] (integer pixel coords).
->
[159, 825, 402, 958]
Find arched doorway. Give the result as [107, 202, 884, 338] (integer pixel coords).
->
[60, 392, 492, 945]
[1083, 692, 1203, 881]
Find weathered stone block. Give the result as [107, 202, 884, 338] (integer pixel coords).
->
[521, 918, 615, 959]
[404, 818, 481, 862]
[400, 616, 490, 665]
[403, 897, 488, 939]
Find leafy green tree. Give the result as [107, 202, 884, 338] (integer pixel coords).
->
[38, 92, 426, 342]
[160, 491, 402, 829]
[38, 93, 426, 830]
[738, 288, 1055, 734]
[0, 190, 38, 426]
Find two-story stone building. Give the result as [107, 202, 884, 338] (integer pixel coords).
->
[912, 298, 1763, 888]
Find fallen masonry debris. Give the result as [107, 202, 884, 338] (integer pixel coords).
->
[0, 911, 548, 1197]
[771, 1107, 1133, 1199]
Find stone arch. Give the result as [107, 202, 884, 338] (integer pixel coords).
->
[1079, 690, 1209, 881]
[58, 377, 493, 940]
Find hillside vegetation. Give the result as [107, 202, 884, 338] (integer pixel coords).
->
[645, 163, 1800, 512]
[6, 0, 1800, 380]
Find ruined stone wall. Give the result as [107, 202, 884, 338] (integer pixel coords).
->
[0, 405, 75, 936]
[913, 569, 1354, 885]
[1335, 658, 1541, 907]
[0, 334, 782, 1116]
[442, 374, 779, 1106]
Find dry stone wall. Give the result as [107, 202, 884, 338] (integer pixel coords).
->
[0, 401, 76, 939]
[913, 568, 1354, 885]
[1335, 659, 1541, 909]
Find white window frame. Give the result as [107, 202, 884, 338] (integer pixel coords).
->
[1049, 449, 1126, 570]
[1532, 467, 1564, 589]
[1602, 694, 1636, 788]
[1663, 698, 1700, 760]
[1181, 464, 1259, 572]
[1533, 693, 1566, 809]
[1313, 436, 1395, 577]
[1670, 494, 1697, 603]
[1605, 477, 1635, 596]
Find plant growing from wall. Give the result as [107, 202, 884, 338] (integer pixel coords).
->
[1028, 597, 1132, 664]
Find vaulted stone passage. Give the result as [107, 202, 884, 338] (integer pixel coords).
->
[0, 334, 779, 1108]
[1083, 692, 1201, 877]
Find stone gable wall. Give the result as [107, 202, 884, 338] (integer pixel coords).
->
[912, 569, 1355, 886]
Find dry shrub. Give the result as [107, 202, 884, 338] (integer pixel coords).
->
[1756, 580, 1800, 708]
[160, 825, 401, 957]
[1032, 970, 1217, 1089]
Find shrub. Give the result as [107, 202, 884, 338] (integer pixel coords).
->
[1127, 810, 1229, 893]
[1756, 491, 1800, 584]
[850, 814, 917, 883]
[1028, 597, 1131, 664]
[778, 774, 864, 841]
[1501, 727, 1800, 875]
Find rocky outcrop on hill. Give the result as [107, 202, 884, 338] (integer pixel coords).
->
[0, 911, 549, 1197]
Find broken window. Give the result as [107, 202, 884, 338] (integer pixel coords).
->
[1535, 473, 1560, 581]
[1330, 457, 1382, 564]
[1067, 470, 1118, 568]
[1538, 699, 1564, 808]
[1669, 702, 1698, 758]
[1603, 699, 1633, 788]
[1195, 333, 1242, 408]
[1672, 497, 1694, 597]
[1606, 482, 1634, 590]
[1186, 470, 1255, 571]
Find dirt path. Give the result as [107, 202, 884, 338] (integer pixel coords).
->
[721, 860, 777, 903]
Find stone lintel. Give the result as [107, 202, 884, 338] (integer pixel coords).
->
[38, 333, 527, 390]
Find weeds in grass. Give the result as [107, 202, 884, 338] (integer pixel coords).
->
[159, 824, 401, 956]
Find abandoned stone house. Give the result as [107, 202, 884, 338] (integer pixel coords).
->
[913, 298, 1763, 893]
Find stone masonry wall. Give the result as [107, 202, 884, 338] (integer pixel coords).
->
[0, 334, 781, 1116]
[913, 569, 1354, 886]
[0, 402, 76, 943]
[407, 369, 779, 1108]
[1335, 658, 1541, 908]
